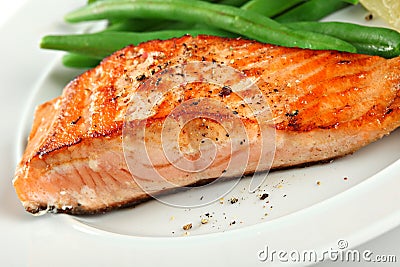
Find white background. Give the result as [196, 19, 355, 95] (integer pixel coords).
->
[0, 1, 399, 266]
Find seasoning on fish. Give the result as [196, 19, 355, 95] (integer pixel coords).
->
[13, 35, 400, 215]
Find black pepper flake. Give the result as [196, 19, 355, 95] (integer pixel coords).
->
[232, 111, 238, 115]
[259, 193, 269, 200]
[222, 170, 227, 173]
[219, 86, 232, 97]
[273, 88, 279, 93]
[70, 116, 81, 125]
[386, 108, 393, 115]
[230, 197, 238, 204]
[365, 13, 373, 21]
[136, 74, 146, 81]
[155, 77, 162, 86]
[230, 220, 236, 226]
[226, 134, 230, 137]
[285, 110, 299, 117]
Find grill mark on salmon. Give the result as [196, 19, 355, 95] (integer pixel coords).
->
[13, 35, 400, 215]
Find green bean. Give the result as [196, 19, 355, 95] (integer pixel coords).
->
[62, 53, 101, 68]
[341, 0, 359, 4]
[105, 18, 159, 32]
[41, 29, 237, 58]
[90, 0, 241, 5]
[274, 0, 349, 22]
[65, 0, 356, 52]
[218, 0, 248, 6]
[106, 19, 221, 33]
[104, 19, 196, 32]
[241, 0, 304, 18]
[90, 1, 245, 35]
[286, 21, 400, 58]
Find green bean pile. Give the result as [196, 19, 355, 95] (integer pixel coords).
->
[40, 0, 400, 68]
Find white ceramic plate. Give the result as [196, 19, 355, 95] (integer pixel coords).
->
[2, 1, 400, 266]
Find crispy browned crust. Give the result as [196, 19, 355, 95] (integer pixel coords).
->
[31, 35, 400, 159]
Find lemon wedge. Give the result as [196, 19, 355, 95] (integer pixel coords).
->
[360, 0, 400, 31]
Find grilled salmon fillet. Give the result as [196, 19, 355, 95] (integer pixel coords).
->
[13, 35, 400, 215]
